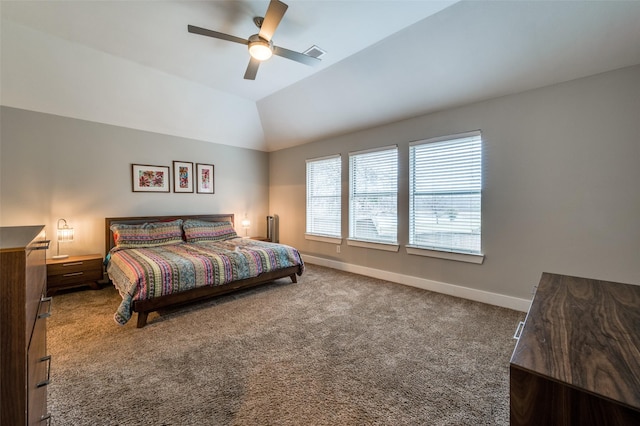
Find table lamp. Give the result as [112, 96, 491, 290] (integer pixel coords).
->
[53, 218, 74, 259]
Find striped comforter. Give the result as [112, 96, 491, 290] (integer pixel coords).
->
[106, 238, 304, 325]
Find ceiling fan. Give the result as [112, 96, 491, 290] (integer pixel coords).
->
[188, 0, 321, 80]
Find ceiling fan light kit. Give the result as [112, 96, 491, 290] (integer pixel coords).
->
[188, 0, 320, 80]
[248, 35, 273, 61]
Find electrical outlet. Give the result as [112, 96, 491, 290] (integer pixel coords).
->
[336, 245, 341, 254]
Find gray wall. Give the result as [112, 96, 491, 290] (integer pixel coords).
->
[269, 65, 640, 300]
[0, 107, 270, 257]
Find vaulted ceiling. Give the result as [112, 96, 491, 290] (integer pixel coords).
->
[2, 1, 640, 151]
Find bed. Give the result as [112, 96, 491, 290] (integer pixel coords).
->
[104, 214, 304, 328]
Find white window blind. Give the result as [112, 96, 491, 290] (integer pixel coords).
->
[409, 132, 482, 254]
[349, 146, 398, 243]
[306, 155, 341, 237]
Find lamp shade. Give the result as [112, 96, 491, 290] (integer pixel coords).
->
[53, 218, 74, 259]
[58, 224, 74, 242]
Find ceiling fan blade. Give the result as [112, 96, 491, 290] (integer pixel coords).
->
[258, 0, 288, 42]
[244, 57, 261, 80]
[273, 46, 321, 66]
[188, 25, 248, 45]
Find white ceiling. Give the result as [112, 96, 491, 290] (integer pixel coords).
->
[2, 1, 640, 152]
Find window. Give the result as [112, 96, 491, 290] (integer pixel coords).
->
[306, 155, 341, 238]
[409, 131, 482, 255]
[349, 146, 398, 244]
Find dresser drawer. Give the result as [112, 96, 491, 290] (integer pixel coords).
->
[28, 308, 50, 426]
[25, 231, 48, 341]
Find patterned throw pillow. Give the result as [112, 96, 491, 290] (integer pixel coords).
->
[183, 219, 238, 242]
[111, 219, 184, 248]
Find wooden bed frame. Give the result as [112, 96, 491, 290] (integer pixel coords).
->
[105, 214, 303, 328]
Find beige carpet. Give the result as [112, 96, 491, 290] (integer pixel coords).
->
[47, 264, 524, 425]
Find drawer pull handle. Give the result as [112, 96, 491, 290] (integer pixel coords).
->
[513, 321, 525, 340]
[41, 413, 52, 424]
[38, 296, 53, 319]
[36, 355, 52, 388]
[62, 261, 84, 267]
[32, 240, 51, 251]
[63, 272, 84, 277]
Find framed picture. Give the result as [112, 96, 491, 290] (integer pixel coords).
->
[196, 163, 215, 194]
[132, 164, 170, 192]
[173, 161, 194, 193]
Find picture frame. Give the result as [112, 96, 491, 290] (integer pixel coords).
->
[131, 164, 170, 192]
[173, 161, 194, 193]
[196, 163, 215, 194]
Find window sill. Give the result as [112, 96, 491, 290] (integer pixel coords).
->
[347, 239, 399, 252]
[305, 234, 342, 244]
[405, 245, 484, 264]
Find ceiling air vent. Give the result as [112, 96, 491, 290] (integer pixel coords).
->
[303, 45, 326, 59]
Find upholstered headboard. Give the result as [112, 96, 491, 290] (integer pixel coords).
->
[105, 214, 234, 254]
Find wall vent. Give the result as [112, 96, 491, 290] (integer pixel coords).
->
[303, 45, 327, 59]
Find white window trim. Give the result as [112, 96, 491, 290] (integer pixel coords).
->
[306, 154, 342, 238]
[348, 144, 398, 156]
[409, 130, 481, 147]
[305, 234, 342, 245]
[408, 130, 482, 257]
[347, 238, 399, 252]
[349, 145, 399, 245]
[306, 154, 341, 163]
[405, 245, 484, 264]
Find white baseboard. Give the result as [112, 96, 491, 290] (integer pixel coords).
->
[302, 254, 531, 312]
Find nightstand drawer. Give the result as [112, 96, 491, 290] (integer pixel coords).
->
[47, 257, 101, 275]
[46, 254, 103, 295]
[47, 266, 102, 285]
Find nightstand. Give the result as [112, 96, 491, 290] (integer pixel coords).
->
[46, 254, 103, 296]
[250, 236, 270, 241]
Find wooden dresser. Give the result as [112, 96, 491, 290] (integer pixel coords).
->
[510, 272, 640, 425]
[1, 226, 52, 425]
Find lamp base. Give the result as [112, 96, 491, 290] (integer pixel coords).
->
[51, 254, 69, 259]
